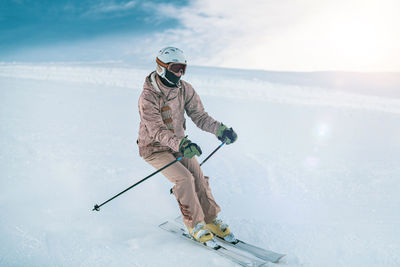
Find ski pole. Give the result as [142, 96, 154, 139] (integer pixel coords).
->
[170, 141, 225, 195]
[200, 141, 225, 166]
[93, 156, 183, 211]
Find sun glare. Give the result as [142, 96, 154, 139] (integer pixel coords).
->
[239, 0, 400, 72]
[321, 0, 398, 71]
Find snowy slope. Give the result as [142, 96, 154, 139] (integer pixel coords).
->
[1, 62, 400, 267]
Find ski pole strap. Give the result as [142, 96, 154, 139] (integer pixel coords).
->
[93, 156, 183, 211]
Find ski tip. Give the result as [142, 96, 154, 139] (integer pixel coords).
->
[92, 204, 100, 211]
[158, 221, 168, 227]
[273, 254, 286, 263]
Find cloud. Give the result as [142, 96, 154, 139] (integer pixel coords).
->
[136, 0, 323, 67]
[3, 0, 399, 71]
[136, 0, 400, 72]
[83, 0, 137, 17]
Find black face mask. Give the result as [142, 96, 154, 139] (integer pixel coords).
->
[162, 69, 181, 87]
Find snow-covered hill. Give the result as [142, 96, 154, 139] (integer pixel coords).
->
[1, 62, 399, 267]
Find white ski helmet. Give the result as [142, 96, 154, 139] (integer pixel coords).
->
[156, 47, 187, 83]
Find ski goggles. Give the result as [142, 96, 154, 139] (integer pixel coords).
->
[156, 58, 187, 75]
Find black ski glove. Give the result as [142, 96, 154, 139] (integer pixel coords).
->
[179, 137, 202, 158]
[217, 123, 238, 144]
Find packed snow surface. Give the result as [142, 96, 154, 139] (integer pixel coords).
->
[1, 62, 400, 267]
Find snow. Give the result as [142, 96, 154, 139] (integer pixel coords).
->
[1, 62, 399, 267]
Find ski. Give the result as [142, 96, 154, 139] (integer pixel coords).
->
[159, 221, 267, 267]
[215, 237, 285, 263]
[174, 216, 285, 263]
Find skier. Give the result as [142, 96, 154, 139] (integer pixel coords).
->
[137, 47, 238, 244]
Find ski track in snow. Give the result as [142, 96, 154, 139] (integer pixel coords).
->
[1, 62, 400, 267]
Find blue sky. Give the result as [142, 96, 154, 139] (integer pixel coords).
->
[1, 0, 399, 71]
[1, 0, 184, 58]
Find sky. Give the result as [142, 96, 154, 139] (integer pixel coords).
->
[1, 0, 400, 72]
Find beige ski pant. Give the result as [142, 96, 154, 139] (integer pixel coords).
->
[144, 151, 221, 228]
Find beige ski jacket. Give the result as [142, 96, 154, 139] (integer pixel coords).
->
[137, 72, 221, 158]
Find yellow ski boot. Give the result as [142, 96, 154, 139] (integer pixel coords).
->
[187, 222, 215, 244]
[206, 217, 237, 243]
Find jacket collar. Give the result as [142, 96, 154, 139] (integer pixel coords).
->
[147, 71, 181, 101]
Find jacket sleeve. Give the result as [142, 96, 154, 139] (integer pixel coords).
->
[139, 91, 181, 152]
[184, 83, 221, 136]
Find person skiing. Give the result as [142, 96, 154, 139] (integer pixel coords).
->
[137, 47, 238, 244]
